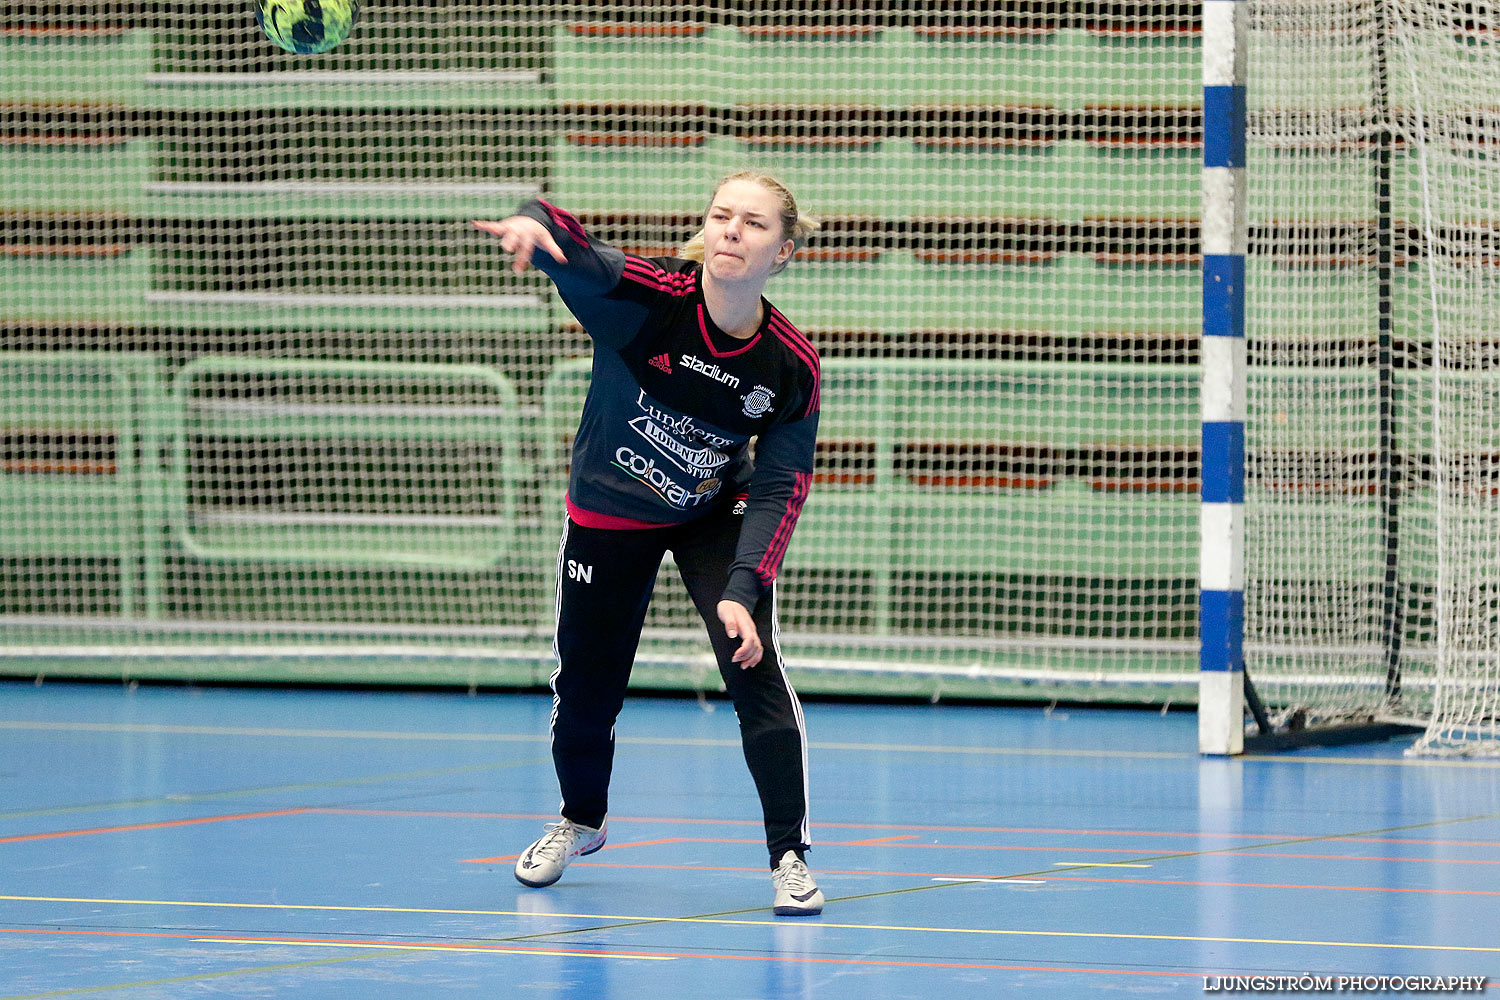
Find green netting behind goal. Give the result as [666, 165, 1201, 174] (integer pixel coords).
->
[0, 4, 1201, 700]
[3, 4, 1494, 734]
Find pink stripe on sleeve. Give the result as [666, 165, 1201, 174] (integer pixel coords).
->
[537, 199, 589, 245]
[622, 257, 697, 297]
[756, 471, 813, 584]
[768, 316, 821, 418]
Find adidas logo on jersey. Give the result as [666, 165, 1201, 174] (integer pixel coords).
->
[648, 353, 673, 374]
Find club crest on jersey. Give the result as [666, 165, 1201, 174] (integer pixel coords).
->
[741, 385, 776, 418]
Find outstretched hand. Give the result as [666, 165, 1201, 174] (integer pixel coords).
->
[717, 600, 763, 670]
[472, 216, 568, 274]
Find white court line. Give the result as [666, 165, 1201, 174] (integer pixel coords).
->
[193, 938, 675, 960]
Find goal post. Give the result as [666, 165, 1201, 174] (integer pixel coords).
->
[1198, 0, 1249, 755]
[1202, 0, 1500, 757]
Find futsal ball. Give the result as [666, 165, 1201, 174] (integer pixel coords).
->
[256, 0, 360, 54]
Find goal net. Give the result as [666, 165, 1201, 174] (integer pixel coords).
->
[1245, 0, 1500, 755]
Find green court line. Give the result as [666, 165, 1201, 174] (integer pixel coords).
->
[483, 809, 1500, 951]
[0, 952, 406, 1000]
[3, 811, 1496, 995]
[819, 810, 1500, 908]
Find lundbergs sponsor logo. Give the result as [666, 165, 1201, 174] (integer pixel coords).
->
[618, 392, 734, 509]
[635, 391, 733, 449]
[680, 354, 741, 389]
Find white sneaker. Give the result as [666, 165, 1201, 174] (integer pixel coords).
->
[514, 819, 607, 888]
[771, 850, 824, 916]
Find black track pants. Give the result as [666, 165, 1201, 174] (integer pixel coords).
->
[548, 506, 811, 861]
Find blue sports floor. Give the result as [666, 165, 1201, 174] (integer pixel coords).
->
[1, 681, 1497, 999]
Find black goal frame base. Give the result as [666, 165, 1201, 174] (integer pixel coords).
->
[1241, 669, 1423, 754]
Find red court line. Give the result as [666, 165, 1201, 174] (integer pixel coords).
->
[1340, 836, 1500, 847]
[469, 836, 1500, 868]
[1246, 851, 1500, 866]
[0, 809, 309, 845]
[1043, 875, 1500, 896]
[466, 838, 697, 864]
[309, 809, 1500, 848]
[866, 843, 1500, 864]
[307, 809, 1303, 841]
[0, 926, 1203, 979]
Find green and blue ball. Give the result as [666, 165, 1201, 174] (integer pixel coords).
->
[256, 0, 360, 55]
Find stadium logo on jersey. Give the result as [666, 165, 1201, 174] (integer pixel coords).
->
[628, 416, 730, 478]
[680, 354, 742, 390]
[741, 385, 776, 418]
[613, 447, 722, 509]
[648, 353, 673, 374]
[634, 391, 733, 448]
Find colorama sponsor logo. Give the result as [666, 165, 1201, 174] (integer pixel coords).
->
[613, 447, 722, 509]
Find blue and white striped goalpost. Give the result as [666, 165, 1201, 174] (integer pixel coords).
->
[1199, 0, 1248, 755]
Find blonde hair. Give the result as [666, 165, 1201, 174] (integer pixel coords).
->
[678, 171, 818, 275]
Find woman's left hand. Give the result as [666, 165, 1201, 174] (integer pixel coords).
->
[717, 600, 763, 669]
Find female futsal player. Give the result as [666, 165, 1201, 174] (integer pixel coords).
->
[473, 172, 824, 916]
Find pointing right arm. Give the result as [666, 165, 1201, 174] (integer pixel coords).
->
[473, 199, 650, 348]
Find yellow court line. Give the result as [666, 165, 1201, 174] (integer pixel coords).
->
[6, 895, 1498, 954]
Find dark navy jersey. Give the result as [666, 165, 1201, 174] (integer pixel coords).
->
[518, 199, 821, 610]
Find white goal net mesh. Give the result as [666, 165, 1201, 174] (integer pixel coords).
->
[1246, 0, 1500, 754]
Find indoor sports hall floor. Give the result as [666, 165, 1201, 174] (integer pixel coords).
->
[1, 681, 1496, 998]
